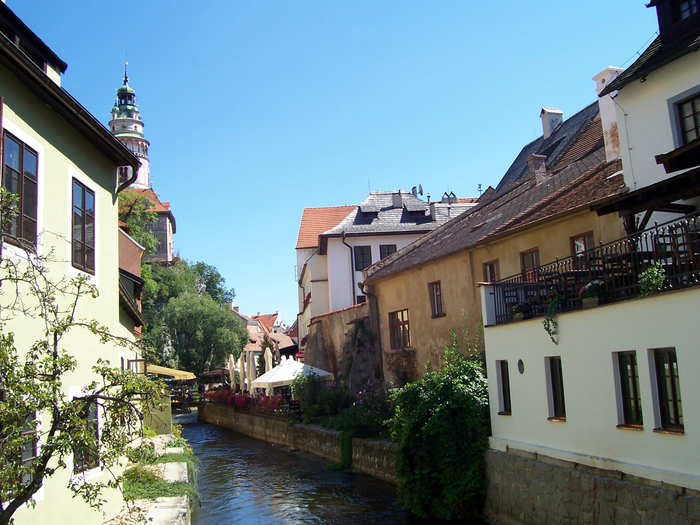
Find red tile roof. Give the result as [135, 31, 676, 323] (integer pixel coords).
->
[551, 119, 604, 173]
[251, 313, 278, 333]
[122, 188, 177, 233]
[296, 206, 355, 249]
[457, 197, 479, 203]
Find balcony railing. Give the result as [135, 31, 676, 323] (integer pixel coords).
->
[488, 212, 700, 325]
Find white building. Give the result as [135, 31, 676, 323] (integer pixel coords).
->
[480, 3, 700, 520]
[295, 191, 475, 357]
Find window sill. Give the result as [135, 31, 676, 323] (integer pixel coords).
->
[653, 427, 684, 436]
[71, 262, 95, 276]
[431, 313, 446, 319]
[497, 411, 511, 416]
[547, 416, 566, 422]
[616, 424, 643, 431]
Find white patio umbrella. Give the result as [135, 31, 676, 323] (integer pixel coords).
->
[251, 357, 333, 394]
[246, 351, 257, 391]
[238, 353, 246, 390]
[263, 347, 273, 372]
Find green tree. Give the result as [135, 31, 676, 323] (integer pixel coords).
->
[388, 335, 489, 521]
[162, 292, 246, 375]
[191, 261, 235, 307]
[118, 192, 159, 256]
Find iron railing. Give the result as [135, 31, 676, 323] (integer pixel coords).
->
[490, 212, 700, 325]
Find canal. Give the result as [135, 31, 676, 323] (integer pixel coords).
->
[183, 422, 409, 524]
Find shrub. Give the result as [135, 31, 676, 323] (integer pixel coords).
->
[639, 263, 665, 297]
[291, 374, 350, 423]
[388, 343, 489, 521]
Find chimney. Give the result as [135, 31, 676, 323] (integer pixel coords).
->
[540, 108, 563, 139]
[391, 191, 403, 208]
[527, 154, 549, 185]
[234, 306, 239, 312]
[593, 66, 624, 163]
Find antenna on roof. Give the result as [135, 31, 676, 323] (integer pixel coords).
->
[478, 184, 483, 196]
[411, 186, 417, 196]
[418, 184, 423, 196]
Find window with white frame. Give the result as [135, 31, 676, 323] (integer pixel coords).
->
[496, 360, 511, 415]
[650, 347, 683, 432]
[613, 351, 643, 427]
[545, 356, 566, 420]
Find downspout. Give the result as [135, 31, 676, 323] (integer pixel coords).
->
[342, 233, 356, 305]
[116, 163, 139, 194]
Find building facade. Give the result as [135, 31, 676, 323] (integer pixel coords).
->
[0, 3, 143, 523]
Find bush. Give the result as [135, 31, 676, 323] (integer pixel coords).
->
[388, 343, 489, 521]
[291, 374, 350, 423]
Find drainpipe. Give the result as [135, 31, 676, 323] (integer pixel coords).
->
[342, 233, 356, 305]
[116, 164, 139, 194]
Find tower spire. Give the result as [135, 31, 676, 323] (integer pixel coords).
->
[123, 61, 128, 85]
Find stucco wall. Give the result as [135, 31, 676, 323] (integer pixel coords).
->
[370, 210, 625, 385]
[484, 286, 700, 490]
[615, 51, 700, 191]
[327, 234, 423, 311]
[1, 65, 140, 525]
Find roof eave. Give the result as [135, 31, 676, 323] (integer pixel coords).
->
[0, 34, 140, 174]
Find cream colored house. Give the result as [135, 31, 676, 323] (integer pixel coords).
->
[0, 3, 143, 523]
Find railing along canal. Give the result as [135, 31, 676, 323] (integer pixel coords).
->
[490, 212, 700, 325]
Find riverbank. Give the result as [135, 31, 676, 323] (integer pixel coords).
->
[199, 402, 397, 484]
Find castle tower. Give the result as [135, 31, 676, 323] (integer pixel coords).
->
[109, 63, 150, 189]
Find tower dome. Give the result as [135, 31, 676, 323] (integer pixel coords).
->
[109, 62, 150, 189]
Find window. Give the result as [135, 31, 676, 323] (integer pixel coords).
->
[675, 0, 699, 20]
[20, 411, 37, 486]
[570, 232, 594, 269]
[380, 244, 397, 260]
[545, 356, 566, 419]
[653, 348, 683, 432]
[497, 360, 511, 415]
[616, 352, 643, 426]
[428, 281, 444, 317]
[483, 260, 499, 282]
[72, 179, 95, 273]
[520, 249, 540, 280]
[356, 295, 366, 304]
[353, 245, 372, 271]
[388, 309, 410, 349]
[2, 132, 38, 246]
[678, 93, 700, 145]
[73, 400, 99, 473]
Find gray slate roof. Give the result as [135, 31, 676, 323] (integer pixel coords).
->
[321, 191, 473, 237]
[496, 102, 599, 191]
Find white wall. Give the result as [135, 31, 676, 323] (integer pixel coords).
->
[615, 51, 700, 191]
[482, 286, 700, 490]
[326, 233, 423, 310]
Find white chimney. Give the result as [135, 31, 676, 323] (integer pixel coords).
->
[391, 191, 403, 208]
[540, 108, 563, 139]
[593, 66, 624, 163]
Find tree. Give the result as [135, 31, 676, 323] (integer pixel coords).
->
[191, 261, 235, 307]
[388, 336, 489, 521]
[0, 258, 162, 524]
[118, 192, 158, 256]
[162, 292, 247, 376]
[0, 189, 162, 525]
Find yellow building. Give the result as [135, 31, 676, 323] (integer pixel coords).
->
[0, 4, 143, 523]
[363, 85, 628, 385]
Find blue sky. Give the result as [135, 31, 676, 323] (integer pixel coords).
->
[16, 1, 657, 325]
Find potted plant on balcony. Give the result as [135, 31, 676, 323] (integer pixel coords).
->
[579, 280, 604, 308]
[511, 302, 530, 321]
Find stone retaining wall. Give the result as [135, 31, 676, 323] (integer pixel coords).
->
[199, 403, 397, 483]
[486, 448, 700, 525]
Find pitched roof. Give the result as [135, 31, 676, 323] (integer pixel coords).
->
[252, 313, 278, 333]
[496, 102, 600, 191]
[600, 30, 700, 96]
[124, 187, 177, 233]
[318, 191, 474, 253]
[296, 206, 355, 249]
[365, 117, 623, 283]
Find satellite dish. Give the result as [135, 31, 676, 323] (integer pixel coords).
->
[411, 186, 417, 196]
[419, 184, 423, 195]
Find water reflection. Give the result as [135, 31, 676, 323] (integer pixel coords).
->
[184, 423, 408, 524]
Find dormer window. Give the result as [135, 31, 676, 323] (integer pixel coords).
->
[675, 0, 698, 20]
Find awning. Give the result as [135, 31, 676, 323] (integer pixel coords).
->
[146, 363, 196, 381]
[251, 358, 333, 390]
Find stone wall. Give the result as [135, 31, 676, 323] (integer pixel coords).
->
[199, 403, 397, 483]
[486, 448, 700, 525]
[352, 437, 397, 484]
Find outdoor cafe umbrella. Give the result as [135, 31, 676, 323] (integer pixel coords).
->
[251, 357, 333, 394]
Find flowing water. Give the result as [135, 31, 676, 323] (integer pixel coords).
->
[183, 422, 409, 524]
